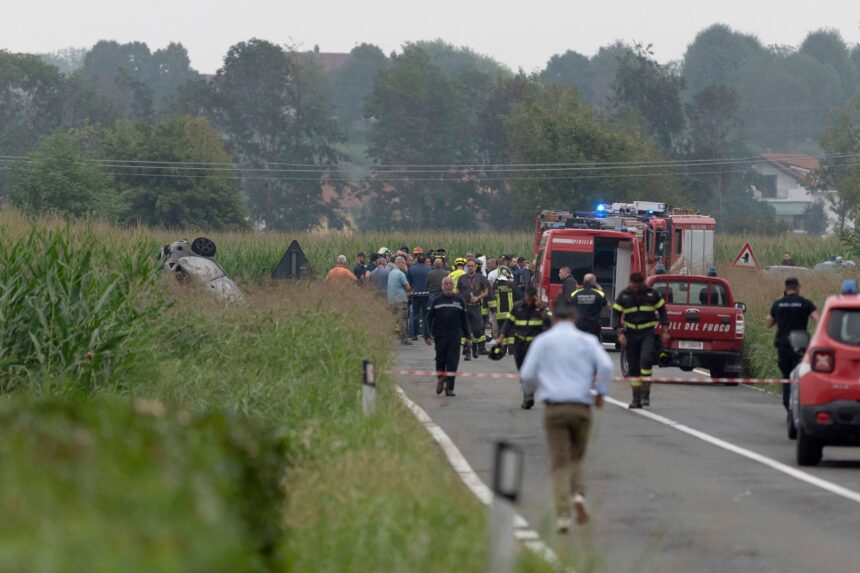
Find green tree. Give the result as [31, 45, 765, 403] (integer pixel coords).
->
[613, 43, 685, 153]
[504, 85, 682, 223]
[8, 130, 112, 217]
[329, 43, 389, 130]
[540, 50, 593, 101]
[799, 29, 856, 97]
[102, 117, 248, 230]
[149, 43, 199, 114]
[411, 39, 511, 80]
[682, 24, 763, 98]
[80, 41, 154, 122]
[209, 39, 343, 230]
[812, 96, 860, 233]
[38, 47, 87, 75]
[0, 51, 64, 156]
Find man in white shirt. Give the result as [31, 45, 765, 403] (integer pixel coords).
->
[520, 301, 613, 532]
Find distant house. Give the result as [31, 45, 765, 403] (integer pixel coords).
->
[299, 48, 351, 72]
[751, 153, 838, 233]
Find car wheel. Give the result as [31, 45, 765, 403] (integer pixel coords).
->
[787, 410, 797, 440]
[796, 427, 822, 466]
[709, 364, 740, 386]
[620, 347, 630, 377]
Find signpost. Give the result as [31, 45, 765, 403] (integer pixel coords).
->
[272, 240, 313, 280]
[486, 441, 524, 573]
[732, 242, 760, 270]
[362, 359, 376, 415]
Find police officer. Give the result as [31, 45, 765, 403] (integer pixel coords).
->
[425, 276, 472, 397]
[456, 259, 490, 359]
[611, 272, 670, 409]
[571, 273, 608, 339]
[766, 277, 819, 410]
[497, 286, 552, 409]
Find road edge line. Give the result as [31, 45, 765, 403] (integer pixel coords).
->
[394, 385, 564, 568]
[603, 396, 860, 504]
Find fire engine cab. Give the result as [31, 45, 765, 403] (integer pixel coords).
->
[533, 202, 717, 342]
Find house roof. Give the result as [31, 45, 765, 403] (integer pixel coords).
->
[301, 51, 351, 72]
[757, 153, 819, 182]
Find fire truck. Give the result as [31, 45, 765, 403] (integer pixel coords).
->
[533, 201, 717, 342]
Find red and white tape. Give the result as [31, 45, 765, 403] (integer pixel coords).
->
[388, 369, 787, 384]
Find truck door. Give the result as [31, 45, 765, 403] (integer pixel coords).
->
[612, 242, 632, 301]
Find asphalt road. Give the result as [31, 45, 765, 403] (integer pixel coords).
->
[395, 340, 860, 573]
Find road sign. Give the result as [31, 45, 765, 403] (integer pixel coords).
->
[732, 242, 760, 269]
[272, 240, 313, 279]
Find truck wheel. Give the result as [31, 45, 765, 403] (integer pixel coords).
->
[796, 427, 823, 466]
[709, 365, 740, 386]
[619, 348, 630, 376]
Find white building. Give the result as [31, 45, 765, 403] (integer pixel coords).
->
[751, 153, 839, 233]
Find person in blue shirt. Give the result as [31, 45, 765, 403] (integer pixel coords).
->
[407, 254, 431, 340]
[520, 300, 613, 533]
[387, 257, 412, 344]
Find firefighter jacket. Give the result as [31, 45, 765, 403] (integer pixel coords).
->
[571, 286, 606, 334]
[610, 286, 669, 332]
[449, 268, 466, 292]
[426, 294, 471, 341]
[494, 280, 522, 321]
[501, 300, 552, 344]
[456, 272, 489, 306]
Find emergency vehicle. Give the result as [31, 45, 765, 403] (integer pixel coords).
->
[788, 282, 860, 466]
[533, 202, 717, 341]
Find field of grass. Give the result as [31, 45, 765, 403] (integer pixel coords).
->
[0, 212, 563, 572]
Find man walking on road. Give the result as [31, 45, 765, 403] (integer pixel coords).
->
[427, 258, 449, 301]
[612, 272, 669, 409]
[520, 301, 613, 532]
[388, 256, 412, 345]
[425, 277, 472, 397]
[766, 277, 819, 410]
[456, 259, 490, 359]
[407, 254, 431, 339]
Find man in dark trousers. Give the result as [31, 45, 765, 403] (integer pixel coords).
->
[766, 277, 819, 410]
[611, 272, 670, 409]
[425, 277, 472, 397]
[456, 259, 490, 359]
[407, 254, 431, 339]
[426, 258, 449, 301]
[496, 286, 552, 409]
[571, 273, 608, 339]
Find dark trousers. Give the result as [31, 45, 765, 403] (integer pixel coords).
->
[626, 329, 657, 385]
[410, 296, 429, 338]
[777, 344, 800, 410]
[466, 304, 486, 344]
[514, 341, 532, 397]
[435, 336, 461, 391]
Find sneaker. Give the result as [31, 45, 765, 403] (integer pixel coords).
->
[521, 396, 535, 410]
[436, 378, 445, 395]
[556, 515, 572, 533]
[572, 493, 590, 525]
[445, 390, 456, 397]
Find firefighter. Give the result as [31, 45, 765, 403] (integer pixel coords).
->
[611, 272, 670, 409]
[570, 273, 608, 340]
[456, 259, 490, 359]
[493, 266, 521, 344]
[449, 258, 467, 289]
[425, 276, 472, 397]
[496, 285, 551, 409]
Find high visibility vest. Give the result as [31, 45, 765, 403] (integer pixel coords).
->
[449, 269, 466, 292]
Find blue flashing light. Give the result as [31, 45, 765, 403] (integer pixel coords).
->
[707, 266, 718, 277]
[841, 279, 858, 295]
[596, 203, 606, 212]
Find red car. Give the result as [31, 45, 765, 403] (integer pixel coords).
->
[788, 282, 860, 466]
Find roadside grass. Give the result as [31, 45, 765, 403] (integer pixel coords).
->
[0, 219, 561, 572]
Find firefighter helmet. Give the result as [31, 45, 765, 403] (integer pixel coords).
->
[497, 266, 513, 281]
[377, 247, 391, 257]
[454, 257, 467, 267]
[413, 246, 424, 255]
[435, 247, 447, 257]
[488, 341, 507, 361]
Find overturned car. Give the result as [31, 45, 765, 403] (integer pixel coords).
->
[159, 237, 243, 302]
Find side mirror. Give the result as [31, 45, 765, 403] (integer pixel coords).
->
[734, 302, 747, 313]
[789, 330, 810, 354]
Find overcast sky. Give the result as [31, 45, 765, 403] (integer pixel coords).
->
[4, 1, 860, 72]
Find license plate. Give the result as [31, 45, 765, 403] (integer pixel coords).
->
[678, 340, 704, 350]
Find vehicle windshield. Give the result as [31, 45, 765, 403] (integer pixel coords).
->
[652, 280, 729, 306]
[826, 309, 860, 346]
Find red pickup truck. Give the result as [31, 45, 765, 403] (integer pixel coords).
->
[621, 274, 746, 382]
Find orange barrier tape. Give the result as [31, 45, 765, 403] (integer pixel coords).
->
[388, 370, 787, 384]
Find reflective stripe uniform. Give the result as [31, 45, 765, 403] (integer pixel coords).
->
[502, 300, 552, 369]
[456, 272, 490, 347]
[570, 286, 606, 338]
[494, 280, 522, 344]
[610, 286, 669, 386]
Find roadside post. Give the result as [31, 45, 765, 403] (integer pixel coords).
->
[362, 359, 376, 415]
[486, 441, 524, 573]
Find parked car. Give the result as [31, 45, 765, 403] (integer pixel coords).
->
[787, 281, 860, 466]
[619, 274, 746, 383]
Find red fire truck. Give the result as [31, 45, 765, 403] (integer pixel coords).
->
[533, 202, 717, 342]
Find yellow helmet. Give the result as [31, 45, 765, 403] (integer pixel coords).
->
[455, 258, 467, 266]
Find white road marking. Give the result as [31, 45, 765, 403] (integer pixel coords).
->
[395, 386, 563, 566]
[604, 396, 860, 505]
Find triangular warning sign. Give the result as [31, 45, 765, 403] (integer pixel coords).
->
[272, 240, 314, 279]
[732, 242, 760, 270]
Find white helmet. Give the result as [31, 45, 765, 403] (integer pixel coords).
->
[377, 247, 391, 256]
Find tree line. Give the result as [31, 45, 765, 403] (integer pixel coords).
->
[2, 27, 859, 233]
